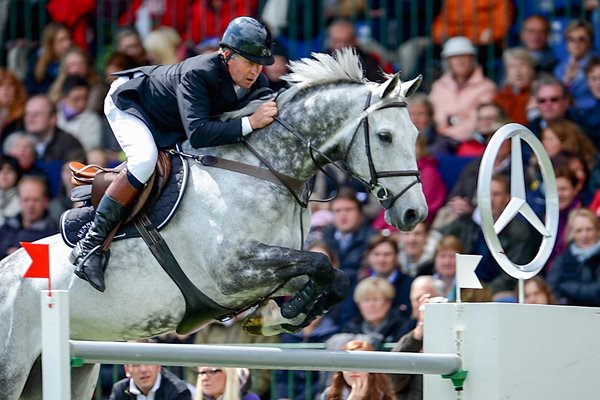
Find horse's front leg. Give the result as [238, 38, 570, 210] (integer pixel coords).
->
[226, 243, 349, 333]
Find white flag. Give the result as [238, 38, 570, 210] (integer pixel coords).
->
[455, 254, 483, 290]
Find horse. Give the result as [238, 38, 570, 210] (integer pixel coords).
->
[0, 49, 427, 399]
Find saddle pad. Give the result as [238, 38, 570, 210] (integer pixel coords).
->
[60, 154, 188, 248]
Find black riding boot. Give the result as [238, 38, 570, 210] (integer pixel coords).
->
[69, 170, 140, 292]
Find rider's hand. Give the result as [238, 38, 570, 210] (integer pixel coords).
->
[249, 101, 278, 130]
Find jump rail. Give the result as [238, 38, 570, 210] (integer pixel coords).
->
[42, 291, 462, 400]
[69, 340, 462, 375]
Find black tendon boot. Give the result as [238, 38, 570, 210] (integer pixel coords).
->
[69, 170, 140, 291]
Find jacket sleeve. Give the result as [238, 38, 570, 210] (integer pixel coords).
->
[390, 331, 423, 393]
[177, 68, 243, 148]
[558, 262, 600, 306]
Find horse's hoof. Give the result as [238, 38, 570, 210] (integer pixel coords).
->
[281, 281, 319, 319]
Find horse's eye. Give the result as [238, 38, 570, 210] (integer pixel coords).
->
[377, 131, 392, 143]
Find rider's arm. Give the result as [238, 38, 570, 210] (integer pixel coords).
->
[177, 68, 245, 148]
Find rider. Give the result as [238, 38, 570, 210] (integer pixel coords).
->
[69, 16, 278, 292]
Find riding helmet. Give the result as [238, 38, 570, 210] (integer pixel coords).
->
[220, 16, 274, 65]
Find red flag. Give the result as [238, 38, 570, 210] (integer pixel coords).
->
[21, 242, 50, 279]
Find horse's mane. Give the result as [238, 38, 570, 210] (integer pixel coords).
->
[221, 48, 366, 121]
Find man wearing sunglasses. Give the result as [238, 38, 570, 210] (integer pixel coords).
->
[527, 75, 586, 139]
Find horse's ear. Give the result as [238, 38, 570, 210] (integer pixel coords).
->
[378, 72, 402, 99]
[400, 75, 423, 98]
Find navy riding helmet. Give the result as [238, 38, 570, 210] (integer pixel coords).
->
[220, 16, 274, 66]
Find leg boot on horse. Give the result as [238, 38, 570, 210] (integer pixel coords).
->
[69, 169, 141, 292]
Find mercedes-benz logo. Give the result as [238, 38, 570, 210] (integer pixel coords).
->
[477, 123, 559, 279]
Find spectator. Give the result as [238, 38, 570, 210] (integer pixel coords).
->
[321, 339, 395, 400]
[263, 44, 289, 92]
[2, 131, 41, 175]
[432, 130, 512, 231]
[440, 174, 541, 296]
[195, 367, 259, 400]
[495, 47, 536, 125]
[0, 175, 57, 259]
[519, 15, 559, 74]
[357, 235, 413, 319]
[540, 120, 596, 171]
[56, 75, 103, 153]
[455, 102, 507, 157]
[362, 0, 443, 81]
[324, 18, 391, 83]
[110, 361, 191, 399]
[406, 93, 453, 157]
[546, 166, 583, 271]
[578, 56, 600, 136]
[144, 26, 183, 65]
[523, 276, 555, 304]
[527, 121, 596, 210]
[275, 314, 339, 400]
[431, 235, 462, 300]
[340, 277, 407, 344]
[0, 154, 22, 226]
[547, 208, 600, 306]
[23, 94, 86, 164]
[432, 0, 513, 68]
[322, 187, 377, 285]
[390, 276, 442, 400]
[47, 46, 103, 113]
[115, 26, 149, 67]
[395, 222, 440, 278]
[23, 22, 72, 95]
[188, 0, 258, 50]
[0, 68, 26, 148]
[554, 20, 597, 111]
[527, 74, 588, 140]
[184, 318, 278, 398]
[429, 37, 498, 144]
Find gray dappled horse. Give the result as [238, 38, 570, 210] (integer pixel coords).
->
[0, 49, 427, 399]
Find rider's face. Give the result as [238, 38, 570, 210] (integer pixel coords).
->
[225, 51, 263, 89]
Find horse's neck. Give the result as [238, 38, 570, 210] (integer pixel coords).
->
[215, 84, 369, 181]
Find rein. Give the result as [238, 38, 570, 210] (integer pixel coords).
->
[273, 90, 421, 210]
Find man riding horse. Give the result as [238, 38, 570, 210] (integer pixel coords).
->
[70, 17, 279, 292]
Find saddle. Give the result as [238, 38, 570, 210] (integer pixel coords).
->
[69, 151, 171, 220]
[60, 151, 188, 248]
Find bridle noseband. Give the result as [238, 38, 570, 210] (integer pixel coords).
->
[345, 91, 421, 209]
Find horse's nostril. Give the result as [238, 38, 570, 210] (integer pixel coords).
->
[404, 209, 418, 224]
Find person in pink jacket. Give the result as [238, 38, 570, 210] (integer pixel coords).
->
[428, 37, 498, 144]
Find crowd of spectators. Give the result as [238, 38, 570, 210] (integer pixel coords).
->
[2, 1, 600, 399]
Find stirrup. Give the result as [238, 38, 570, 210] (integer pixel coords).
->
[73, 245, 110, 292]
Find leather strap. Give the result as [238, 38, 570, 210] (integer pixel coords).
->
[170, 150, 305, 196]
[133, 213, 237, 334]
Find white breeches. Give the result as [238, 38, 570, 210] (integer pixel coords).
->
[104, 75, 158, 184]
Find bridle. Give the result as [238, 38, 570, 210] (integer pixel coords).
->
[261, 89, 421, 210]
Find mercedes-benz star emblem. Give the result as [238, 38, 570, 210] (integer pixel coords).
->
[477, 123, 559, 279]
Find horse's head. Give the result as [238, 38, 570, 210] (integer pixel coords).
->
[226, 49, 428, 230]
[342, 71, 428, 231]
